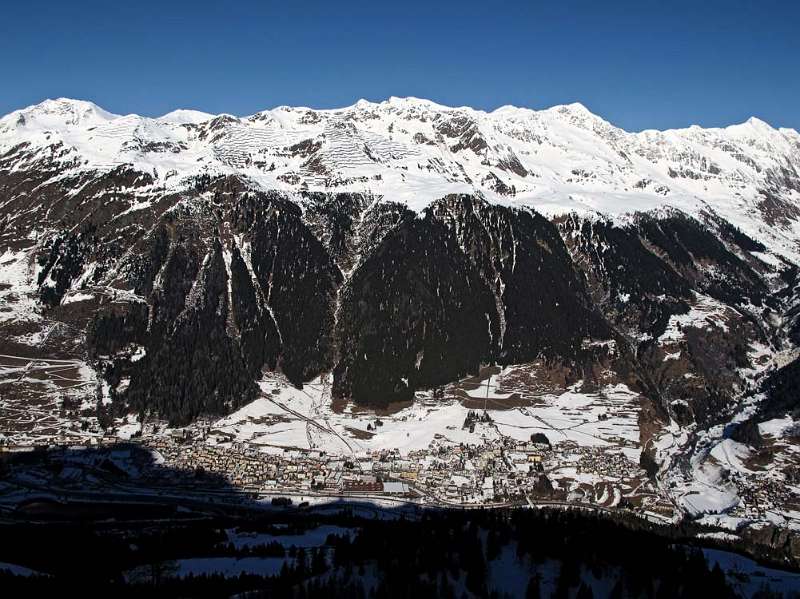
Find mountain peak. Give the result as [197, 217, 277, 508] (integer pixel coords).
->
[386, 96, 452, 111]
[563, 101, 591, 113]
[743, 115, 776, 132]
[157, 109, 214, 125]
[6, 97, 118, 130]
[547, 101, 601, 121]
[31, 97, 114, 118]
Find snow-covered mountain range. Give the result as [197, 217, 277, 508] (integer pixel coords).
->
[1, 97, 800, 560]
[2, 97, 799, 259]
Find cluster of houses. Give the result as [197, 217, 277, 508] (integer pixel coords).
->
[729, 468, 797, 521]
[145, 437, 417, 498]
[1, 414, 678, 521]
[568, 443, 641, 479]
[0, 423, 682, 526]
[142, 431, 557, 505]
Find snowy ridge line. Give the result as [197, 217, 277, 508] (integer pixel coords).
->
[2, 96, 800, 261]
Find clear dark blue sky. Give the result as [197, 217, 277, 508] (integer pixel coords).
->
[2, 0, 798, 131]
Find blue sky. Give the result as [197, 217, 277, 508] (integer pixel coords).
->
[2, 0, 798, 131]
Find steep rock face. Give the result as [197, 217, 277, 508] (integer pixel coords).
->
[124, 238, 257, 423]
[558, 215, 693, 322]
[36, 228, 96, 307]
[85, 183, 345, 424]
[87, 302, 149, 358]
[634, 211, 768, 307]
[746, 353, 800, 425]
[231, 191, 342, 384]
[558, 211, 778, 427]
[87, 192, 263, 424]
[300, 192, 371, 272]
[227, 242, 281, 378]
[333, 202, 499, 406]
[432, 195, 624, 382]
[331, 195, 658, 408]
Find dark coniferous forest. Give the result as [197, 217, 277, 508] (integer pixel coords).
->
[2, 508, 791, 597]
